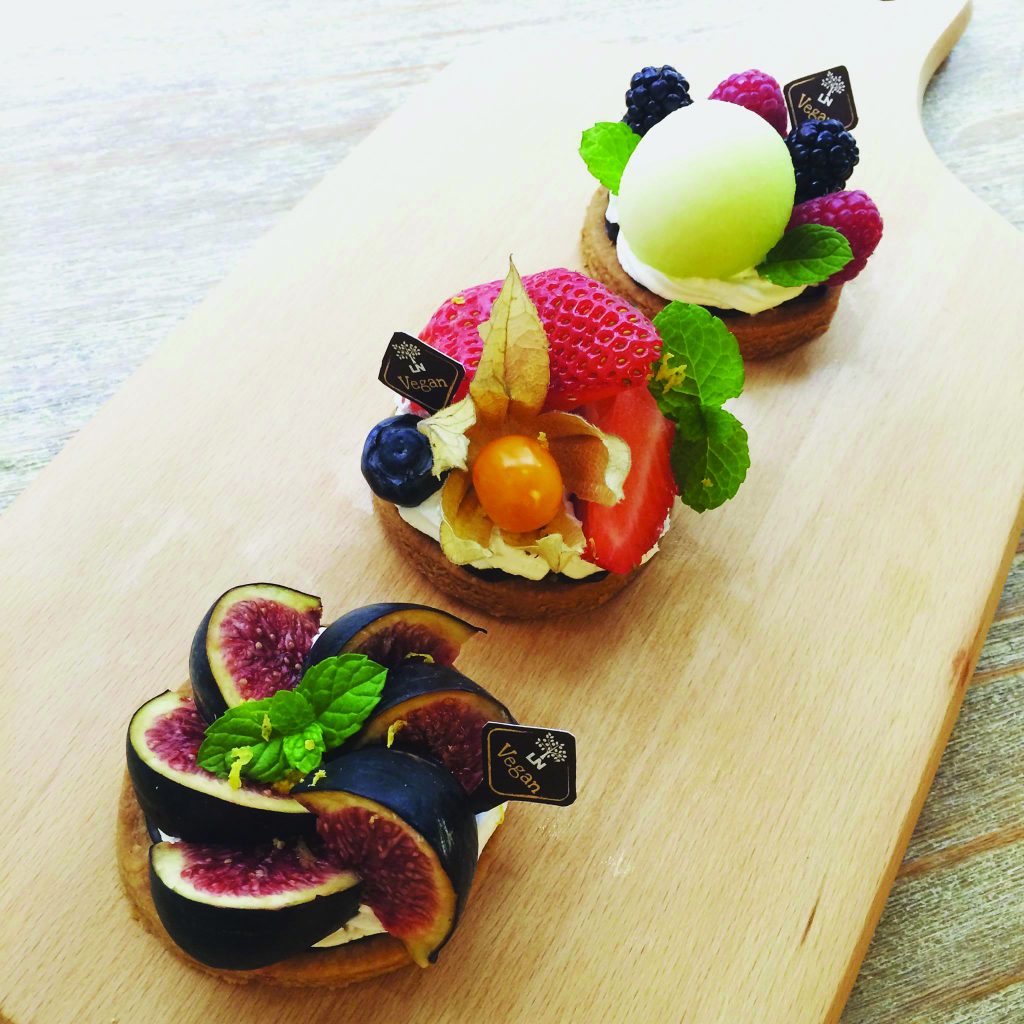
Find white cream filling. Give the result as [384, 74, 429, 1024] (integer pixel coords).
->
[604, 193, 806, 315]
[313, 804, 507, 948]
[397, 490, 667, 578]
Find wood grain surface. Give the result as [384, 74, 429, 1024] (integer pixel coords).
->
[2, 2, 1024, 1022]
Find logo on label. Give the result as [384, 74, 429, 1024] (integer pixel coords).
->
[481, 723, 576, 807]
[378, 332, 466, 414]
[783, 65, 858, 130]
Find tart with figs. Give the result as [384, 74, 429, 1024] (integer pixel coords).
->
[118, 583, 520, 986]
[362, 262, 749, 618]
[579, 65, 883, 359]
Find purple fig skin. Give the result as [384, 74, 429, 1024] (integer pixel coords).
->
[349, 661, 515, 811]
[189, 583, 322, 722]
[304, 603, 482, 673]
[294, 748, 478, 964]
[126, 690, 314, 844]
[148, 841, 362, 970]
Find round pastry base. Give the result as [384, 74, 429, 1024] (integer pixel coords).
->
[580, 188, 842, 360]
[376, 496, 642, 619]
[116, 692, 497, 988]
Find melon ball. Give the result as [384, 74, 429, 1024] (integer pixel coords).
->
[617, 100, 795, 280]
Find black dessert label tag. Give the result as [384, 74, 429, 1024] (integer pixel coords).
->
[378, 332, 465, 414]
[784, 66, 858, 130]
[481, 723, 576, 807]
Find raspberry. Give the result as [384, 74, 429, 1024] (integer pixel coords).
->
[787, 190, 883, 285]
[420, 270, 662, 410]
[709, 69, 788, 136]
[623, 65, 692, 137]
[786, 118, 860, 202]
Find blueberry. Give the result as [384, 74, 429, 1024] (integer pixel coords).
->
[361, 414, 446, 507]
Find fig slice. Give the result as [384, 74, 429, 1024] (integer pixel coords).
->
[351, 661, 514, 810]
[190, 583, 323, 721]
[304, 603, 482, 673]
[127, 690, 312, 843]
[149, 837, 361, 970]
[293, 748, 478, 966]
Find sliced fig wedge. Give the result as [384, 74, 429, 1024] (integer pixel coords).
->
[127, 690, 312, 843]
[190, 583, 322, 721]
[351, 661, 514, 810]
[293, 748, 478, 966]
[149, 838, 361, 970]
[304, 603, 481, 673]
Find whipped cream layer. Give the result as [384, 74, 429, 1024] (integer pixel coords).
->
[313, 803, 506, 948]
[605, 193, 805, 315]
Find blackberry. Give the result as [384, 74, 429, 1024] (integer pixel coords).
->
[624, 65, 692, 136]
[785, 118, 860, 202]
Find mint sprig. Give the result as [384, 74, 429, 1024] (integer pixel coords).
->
[283, 725, 326, 775]
[196, 653, 387, 786]
[649, 302, 750, 512]
[267, 689, 314, 734]
[579, 121, 639, 195]
[757, 223, 852, 286]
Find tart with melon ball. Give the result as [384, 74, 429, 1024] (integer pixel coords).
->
[362, 260, 750, 619]
[579, 65, 884, 359]
[118, 585, 524, 985]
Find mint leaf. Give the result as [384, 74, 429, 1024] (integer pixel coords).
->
[579, 122, 639, 195]
[757, 224, 853, 286]
[283, 724, 326, 774]
[196, 700, 271, 776]
[297, 653, 387, 749]
[670, 403, 750, 512]
[196, 700, 289, 783]
[650, 302, 744, 411]
[245, 737, 289, 783]
[268, 689, 314, 734]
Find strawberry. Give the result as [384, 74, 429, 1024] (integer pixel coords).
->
[578, 386, 677, 574]
[420, 269, 661, 410]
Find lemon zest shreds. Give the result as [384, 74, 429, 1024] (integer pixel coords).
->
[386, 720, 408, 749]
[228, 746, 253, 790]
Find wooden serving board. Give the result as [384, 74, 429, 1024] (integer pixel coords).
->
[2, 1, 1023, 1021]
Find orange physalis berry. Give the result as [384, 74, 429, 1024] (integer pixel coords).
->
[472, 435, 564, 533]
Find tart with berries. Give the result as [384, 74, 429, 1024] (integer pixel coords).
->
[362, 261, 750, 619]
[579, 65, 884, 359]
[118, 584, 520, 986]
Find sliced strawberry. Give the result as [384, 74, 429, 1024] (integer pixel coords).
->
[579, 386, 677, 574]
[420, 270, 661, 410]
